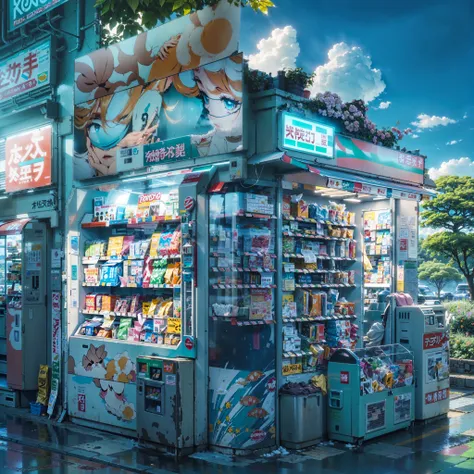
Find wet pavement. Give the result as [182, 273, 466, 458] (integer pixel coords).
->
[2, 392, 474, 473]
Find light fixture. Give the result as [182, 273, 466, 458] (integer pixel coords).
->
[16, 213, 29, 218]
[0, 196, 8, 200]
[344, 197, 361, 203]
[27, 190, 34, 193]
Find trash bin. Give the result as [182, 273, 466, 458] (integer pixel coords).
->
[280, 390, 326, 449]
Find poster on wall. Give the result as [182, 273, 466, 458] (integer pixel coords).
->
[8, 0, 68, 31]
[0, 39, 51, 104]
[74, 1, 242, 180]
[47, 291, 61, 416]
[5, 125, 52, 192]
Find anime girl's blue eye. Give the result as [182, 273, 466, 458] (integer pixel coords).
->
[87, 120, 130, 150]
[222, 97, 239, 111]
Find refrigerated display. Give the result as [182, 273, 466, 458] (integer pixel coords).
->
[68, 173, 198, 432]
[208, 186, 277, 451]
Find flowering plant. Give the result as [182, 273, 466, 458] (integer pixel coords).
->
[451, 333, 474, 360]
[304, 91, 411, 148]
[448, 301, 474, 336]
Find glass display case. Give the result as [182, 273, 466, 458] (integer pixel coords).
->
[328, 343, 414, 444]
[208, 184, 277, 451]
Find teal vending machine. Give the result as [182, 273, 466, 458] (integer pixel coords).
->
[328, 344, 414, 447]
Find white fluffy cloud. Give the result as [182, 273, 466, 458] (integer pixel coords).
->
[411, 134, 420, 139]
[429, 157, 474, 180]
[379, 101, 391, 109]
[411, 114, 457, 129]
[248, 26, 300, 76]
[310, 42, 386, 103]
[464, 113, 468, 119]
[446, 139, 463, 146]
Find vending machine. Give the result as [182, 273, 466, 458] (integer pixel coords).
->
[0, 219, 48, 403]
[136, 356, 194, 454]
[395, 306, 449, 420]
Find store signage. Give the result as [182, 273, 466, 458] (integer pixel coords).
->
[8, 0, 68, 31]
[0, 39, 51, 104]
[163, 361, 175, 374]
[5, 125, 52, 192]
[327, 178, 421, 202]
[144, 136, 191, 167]
[184, 196, 195, 212]
[335, 135, 424, 185]
[47, 291, 61, 416]
[78, 393, 86, 412]
[423, 332, 448, 350]
[282, 113, 334, 159]
[184, 337, 194, 350]
[116, 145, 144, 174]
[31, 197, 55, 210]
[425, 388, 449, 405]
[282, 363, 302, 376]
[340, 371, 350, 384]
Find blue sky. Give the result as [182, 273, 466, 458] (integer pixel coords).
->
[241, 0, 474, 177]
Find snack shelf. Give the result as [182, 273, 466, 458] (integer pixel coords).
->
[211, 284, 277, 289]
[213, 212, 276, 220]
[283, 216, 356, 227]
[82, 255, 180, 264]
[295, 283, 356, 289]
[283, 314, 356, 323]
[283, 253, 356, 261]
[210, 267, 276, 273]
[283, 232, 356, 242]
[81, 309, 145, 317]
[82, 283, 180, 289]
[364, 283, 391, 288]
[209, 316, 276, 326]
[210, 251, 277, 258]
[82, 216, 181, 229]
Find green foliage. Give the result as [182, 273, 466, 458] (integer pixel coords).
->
[450, 333, 474, 360]
[421, 176, 474, 232]
[284, 67, 315, 88]
[448, 300, 474, 335]
[95, 0, 275, 45]
[418, 260, 461, 296]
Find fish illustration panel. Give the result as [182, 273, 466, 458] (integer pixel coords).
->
[209, 367, 276, 449]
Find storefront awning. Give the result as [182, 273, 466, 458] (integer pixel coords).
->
[249, 152, 435, 200]
[0, 218, 31, 235]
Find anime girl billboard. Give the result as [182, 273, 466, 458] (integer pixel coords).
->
[73, 1, 242, 180]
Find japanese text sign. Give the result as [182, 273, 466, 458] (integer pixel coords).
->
[335, 135, 425, 185]
[144, 136, 191, 167]
[0, 39, 51, 104]
[282, 113, 335, 159]
[8, 0, 68, 31]
[425, 388, 449, 405]
[423, 332, 448, 351]
[6, 125, 52, 192]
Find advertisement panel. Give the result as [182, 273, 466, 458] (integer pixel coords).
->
[335, 135, 424, 185]
[5, 125, 52, 192]
[74, 1, 241, 180]
[8, 0, 68, 31]
[0, 39, 51, 104]
[282, 113, 334, 159]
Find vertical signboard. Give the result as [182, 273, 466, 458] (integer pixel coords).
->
[47, 291, 61, 416]
[8, 0, 68, 31]
[0, 39, 51, 104]
[5, 125, 52, 192]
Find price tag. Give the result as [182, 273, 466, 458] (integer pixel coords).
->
[284, 263, 295, 273]
[167, 317, 182, 334]
[282, 363, 302, 376]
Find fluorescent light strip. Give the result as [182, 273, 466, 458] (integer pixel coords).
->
[344, 198, 361, 203]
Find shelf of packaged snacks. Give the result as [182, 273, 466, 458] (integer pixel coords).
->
[82, 255, 180, 265]
[81, 309, 146, 318]
[82, 284, 180, 289]
[283, 253, 356, 261]
[210, 316, 276, 326]
[6, 292, 22, 297]
[210, 251, 277, 259]
[364, 226, 391, 232]
[364, 283, 390, 288]
[210, 267, 276, 273]
[282, 232, 356, 242]
[211, 284, 277, 290]
[213, 212, 277, 220]
[294, 283, 356, 289]
[283, 216, 356, 227]
[282, 314, 357, 323]
[81, 217, 181, 229]
[72, 334, 179, 348]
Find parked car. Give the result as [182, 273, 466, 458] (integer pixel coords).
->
[454, 283, 470, 301]
[418, 285, 437, 304]
[440, 291, 454, 302]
